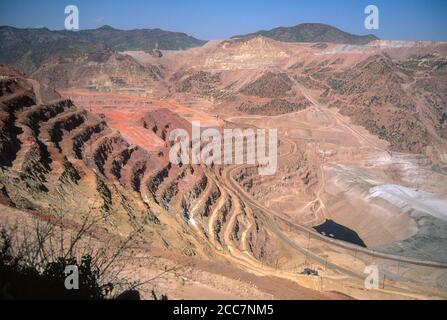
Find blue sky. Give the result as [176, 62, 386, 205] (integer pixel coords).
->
[0, 0, 446, 40]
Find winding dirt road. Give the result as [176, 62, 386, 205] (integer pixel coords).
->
[223, 116, 447, 271]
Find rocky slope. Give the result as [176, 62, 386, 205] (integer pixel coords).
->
[163, 37, 447, 158]
[313, 51, 447, 155]
[29, 48, 165, 94]
[0, 69, 290, 280]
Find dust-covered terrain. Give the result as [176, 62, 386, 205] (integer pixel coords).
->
[1, 22, 447, 300]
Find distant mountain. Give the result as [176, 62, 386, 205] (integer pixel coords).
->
[70, 25, 208, 51]
[0, 25, 207, 73]
[232, 23, 379, 45]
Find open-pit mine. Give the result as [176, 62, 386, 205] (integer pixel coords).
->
[1, 22, 447, 300]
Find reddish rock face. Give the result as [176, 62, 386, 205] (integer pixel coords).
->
[0, 73, 291, 299]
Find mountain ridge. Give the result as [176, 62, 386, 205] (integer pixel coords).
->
[232, 23, 379, 45]
[0, 25, 207, 73]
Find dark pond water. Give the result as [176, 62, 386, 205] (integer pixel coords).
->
[314, 219, 367, 248]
